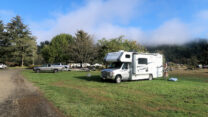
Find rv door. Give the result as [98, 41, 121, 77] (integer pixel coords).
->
[121, 63, 130, 80]
[136, 57, 148, 74]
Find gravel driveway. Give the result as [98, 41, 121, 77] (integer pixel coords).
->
[0, 69, 64, 117]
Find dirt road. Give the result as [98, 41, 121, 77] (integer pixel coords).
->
[0, 69, 64, 117]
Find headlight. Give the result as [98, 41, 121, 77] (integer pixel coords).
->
[110, 71, 114, 76]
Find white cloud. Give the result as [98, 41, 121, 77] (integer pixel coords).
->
[31, 0, 143, 43]
[2, 1, 208, 45]
[147, 19, 191, 45]
[94, 23, 144, 41]
[31, 0, 207, 45]
[192, 10, 208, 38]
[197, 10, 208, 20]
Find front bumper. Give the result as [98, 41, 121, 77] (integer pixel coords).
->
[101, 71, 114, 79]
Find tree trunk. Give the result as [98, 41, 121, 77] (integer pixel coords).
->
[81, 62, 83, 68]
[21, 55, 24, 67]
[32, 55, 35, 65]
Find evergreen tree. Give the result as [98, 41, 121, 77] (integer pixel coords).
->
[71, 30, 96, 67]
[0, 20, 5, 62]
[0, 20, 11, 63]
[6, 15, 36, 66]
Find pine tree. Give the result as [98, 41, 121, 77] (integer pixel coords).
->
[0, 20, 10, 63]
[0, 20, 5, 62]
[71, 30, 95, 67]
[6, 16, 36, 66]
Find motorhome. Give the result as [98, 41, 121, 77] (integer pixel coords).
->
[101, 50, 163, 83]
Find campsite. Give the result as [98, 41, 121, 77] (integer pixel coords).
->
[21, 69, 208, 117]
[1, 0, 208, 117]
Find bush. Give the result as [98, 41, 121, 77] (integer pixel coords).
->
[27, 65, 40, 69]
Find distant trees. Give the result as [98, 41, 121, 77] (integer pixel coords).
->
[147, 39, 208, 67]
[96, 36, 146, 63]
[38, 32, 146, 66]
[71, 30, 96, 66]
[0, 16, 37, 66]
[37, 35, 208, 67]
[40, 34, 73, 64]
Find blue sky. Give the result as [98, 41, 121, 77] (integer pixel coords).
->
[1, 0, 208, 45]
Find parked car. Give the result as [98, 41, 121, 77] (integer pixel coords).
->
[52, 63, 70, 71]
[33, 64, 64, 73]
[203, 65, 208, 69]
[0, 63, 7, 69]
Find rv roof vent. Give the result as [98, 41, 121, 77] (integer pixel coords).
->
[119, 50, 124, 52]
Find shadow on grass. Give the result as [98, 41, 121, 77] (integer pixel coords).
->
[74, 75, 153, 83]
[74, 75, 115, 83]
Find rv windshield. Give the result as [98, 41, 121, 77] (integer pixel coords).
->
[108, 62, 123, 69]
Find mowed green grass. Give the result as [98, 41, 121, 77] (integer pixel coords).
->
[22, 69, 208, 117]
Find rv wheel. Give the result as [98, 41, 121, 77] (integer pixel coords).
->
[149, 74, 153, 80]
[115, 76, 122, 83]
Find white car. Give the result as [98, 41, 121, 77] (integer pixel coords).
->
[0, 64, 7, 69]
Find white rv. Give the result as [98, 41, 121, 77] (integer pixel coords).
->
[101, 50, 163, 83]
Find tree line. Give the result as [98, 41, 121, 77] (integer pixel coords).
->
[37, 32, 146, 67]
[0, 16, 145, 67]
[147, 39, 208, 67]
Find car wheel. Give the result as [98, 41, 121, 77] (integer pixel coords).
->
[36, 69, 40, 73]
[149, 74, 153, 80]
[53, 69, 58, 73]
[115, 75, 122, 83]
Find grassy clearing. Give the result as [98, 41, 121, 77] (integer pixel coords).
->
[22, 69, 208, 117]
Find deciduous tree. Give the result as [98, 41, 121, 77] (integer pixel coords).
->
[97, 36, 146, 63]
[41, 34, 74, 64]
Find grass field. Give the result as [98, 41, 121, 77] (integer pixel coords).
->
[22, 69, 208, 117]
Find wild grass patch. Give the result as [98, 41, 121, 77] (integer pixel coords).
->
[22, 70, 208, 117]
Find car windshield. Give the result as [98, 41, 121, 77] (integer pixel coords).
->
[108, 62, 123, 69]
[41, 64, 48, 67]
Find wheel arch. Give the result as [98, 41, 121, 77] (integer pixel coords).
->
[115, 74, 122, 79]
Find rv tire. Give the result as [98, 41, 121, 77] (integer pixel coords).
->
[149, 74, 153, 80]
[115, 75, 122, 83]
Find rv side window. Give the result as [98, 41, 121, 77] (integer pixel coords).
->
[138, 58, 147, 64]
[125, 54, 130, 58]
